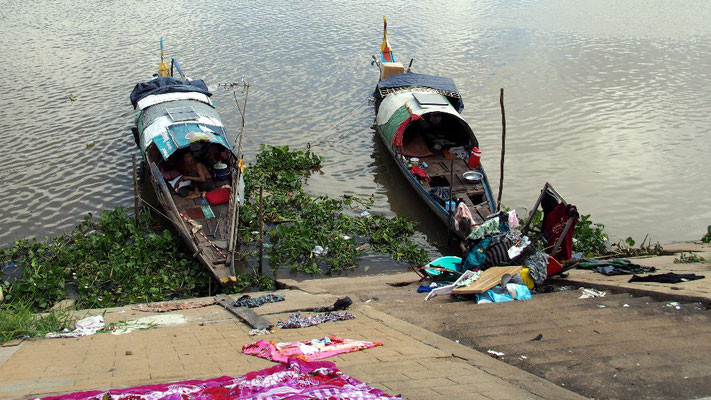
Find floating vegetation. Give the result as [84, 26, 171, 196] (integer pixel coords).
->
[0, 208, 214, 313]
[238, 145, 429, 275]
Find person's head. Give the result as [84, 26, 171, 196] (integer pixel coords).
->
[183, 151, 194, 163]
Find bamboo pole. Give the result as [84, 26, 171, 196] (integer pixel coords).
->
[228, 83, 250, 276]
[496, 88, 506, 212]
[132, 154, 139, 223]
[447, 157, 455, 240]
[258, 185, 264, 276]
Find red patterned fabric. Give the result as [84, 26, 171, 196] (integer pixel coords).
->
[35, 358, 399, 400]
[542, 203, 578, 261]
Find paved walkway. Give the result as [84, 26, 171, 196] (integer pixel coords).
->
[0, 291, 583, 400]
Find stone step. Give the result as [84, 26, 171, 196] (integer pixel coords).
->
[472, 312, 711, 348]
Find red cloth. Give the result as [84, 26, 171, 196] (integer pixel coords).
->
[37, 358, 399, 400]
[392, 114, 422, 147]
[410, 165, 430, 181]
[542, 203, 578, 261]
[205, 187, 230, 205]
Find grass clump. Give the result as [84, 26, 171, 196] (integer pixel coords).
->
[239, 145, 429, 275]
[0, 303, 76, 344]
[674, 252, 707, 264]
[702, 225, 711, 244]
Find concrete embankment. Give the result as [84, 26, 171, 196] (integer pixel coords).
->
[2, 243, 710, 400]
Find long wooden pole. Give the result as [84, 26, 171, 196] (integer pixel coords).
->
[228, 83, 250, 276]
[258, 185, 264, 275]
[132, 154, 139, 223]
[447, 157, 455, 240]
[496, 88, 506, 211]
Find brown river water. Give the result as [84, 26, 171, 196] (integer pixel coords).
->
[1, 0, 710, 250]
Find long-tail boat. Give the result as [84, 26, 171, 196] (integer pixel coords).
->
[129, 39, 246, 285]
[372, 18, 496, 239]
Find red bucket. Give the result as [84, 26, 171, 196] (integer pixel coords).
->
[467, 147, 482, 169]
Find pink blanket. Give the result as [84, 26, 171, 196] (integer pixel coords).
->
[35, 358, 399, 400]
[243, 334, 383, 363]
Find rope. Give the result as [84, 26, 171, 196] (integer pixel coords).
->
[307, 97, 370, 148]
[179, 211, 227, 259]
[137, 196, 227, 259]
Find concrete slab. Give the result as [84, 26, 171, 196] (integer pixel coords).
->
[560, 242, 711, 304]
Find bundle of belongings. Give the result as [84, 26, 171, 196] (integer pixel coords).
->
[416, 212, 547, 304]
[461, 211, 549, 290]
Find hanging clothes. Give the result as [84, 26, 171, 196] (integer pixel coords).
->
[542, 203, 578, 261]
[455, 202, 476, 233]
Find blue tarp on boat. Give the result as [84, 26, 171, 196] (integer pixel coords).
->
[130, 77, 212, 109]
[375, 73, 464, 112]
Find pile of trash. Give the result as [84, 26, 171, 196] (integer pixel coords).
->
[415, 186, 581, 304]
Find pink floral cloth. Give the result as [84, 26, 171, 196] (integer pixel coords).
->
[34, 358, 399, 400]
[243, 335, 384, 363]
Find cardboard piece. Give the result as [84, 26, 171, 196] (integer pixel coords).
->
[451, 266, 522, 294]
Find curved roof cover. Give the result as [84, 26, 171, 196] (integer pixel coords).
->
[376, 73, 463, 112]
[130, 77, 212, 109]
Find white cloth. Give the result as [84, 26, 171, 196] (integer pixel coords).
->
[46, 315, 105, 338]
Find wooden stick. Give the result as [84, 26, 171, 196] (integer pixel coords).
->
[447, 157, 454, 240]
[132, 154, 139, 224]
[496, 88, 506, 212]
[228, 83, 250, 276]
[258, 185, 264, 276]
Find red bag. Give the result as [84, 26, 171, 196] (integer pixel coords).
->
[205, 188, 230, 205]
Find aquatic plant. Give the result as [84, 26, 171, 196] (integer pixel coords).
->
[239, 145, 429, 275]
[0, 207, 214, 312]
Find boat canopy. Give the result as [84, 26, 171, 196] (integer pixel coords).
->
[376, 91, 477, 154]
[130, 77, 212, 109]
[137, 99, 232, 160]
[375, 73, 463, 112]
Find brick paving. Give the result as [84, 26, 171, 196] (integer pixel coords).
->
[0, 292, 583, 400]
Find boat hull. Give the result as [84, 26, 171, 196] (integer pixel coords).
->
[373, 83, 496, 240]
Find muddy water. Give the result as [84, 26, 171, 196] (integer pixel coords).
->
[1, 0, 710, 248]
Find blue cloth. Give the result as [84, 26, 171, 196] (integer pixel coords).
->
[375, 73, 464, 112]
[476, 284, 532, 303]
[463, 237, 492, 270]
[417, 284, 435, 293]
[130, 77, 212, 109]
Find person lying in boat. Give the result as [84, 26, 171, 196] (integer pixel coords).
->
[173, 151, 213, 199]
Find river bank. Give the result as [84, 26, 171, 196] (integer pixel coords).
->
[3, 145, 710, 344]
[1, 242, 710, 399]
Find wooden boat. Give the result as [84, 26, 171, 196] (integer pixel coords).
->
[372, 17, 496, 239]
[129, 39, 245, 285]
